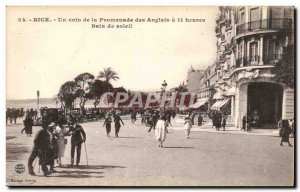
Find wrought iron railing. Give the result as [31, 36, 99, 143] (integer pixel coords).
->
[236, 18, 293, 35]
[264, 54, 282, 65]
[235, 54, 283, 67]
[221, 34, 226, 42]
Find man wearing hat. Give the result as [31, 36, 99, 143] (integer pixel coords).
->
[113, 112, 124, 138]
[69, 118, 86, 167]
[27, 122, 56, 176]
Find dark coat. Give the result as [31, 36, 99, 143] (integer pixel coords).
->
[103, 117, 112, 128]
[70, 124, 86, 146]
[114, 115, 124, 129]
[33, 129, 54, 165]
[281, 120, 291, 142]
[23, 117, 33, 134]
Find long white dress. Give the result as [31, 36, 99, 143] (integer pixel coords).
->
[154, 120, 167, 143]
[56, 126, 66, 158]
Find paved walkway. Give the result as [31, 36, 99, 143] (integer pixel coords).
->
[170, 119, 280, 137]
[6, 116, 294, 186]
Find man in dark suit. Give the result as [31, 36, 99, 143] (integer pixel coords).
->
[27, 122, 56, 176]
[69, 118, 86, 167]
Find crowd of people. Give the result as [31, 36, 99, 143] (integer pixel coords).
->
[28, 117, 86, 176]
[22, 106, 293, 177]
[6, 108, 39, 124]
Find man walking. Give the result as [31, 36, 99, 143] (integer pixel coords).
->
[198, 114, 203, 126]
[103, 114, 112, 137]
[69, 118, 86, 167]
[114, 113, 124, 137]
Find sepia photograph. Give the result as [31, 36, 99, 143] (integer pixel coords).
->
[6, 6, 295, 187]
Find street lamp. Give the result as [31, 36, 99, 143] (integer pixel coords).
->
[37, 90, 40, 117]
[161, 80, 168, 113]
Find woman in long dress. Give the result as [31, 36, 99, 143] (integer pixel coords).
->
[154, 114, 168, 147]
[23, 114, 33, 136]
[280, 119, 293, 147]
[184, 115, 192, 139]
[54, 123, 68, 166]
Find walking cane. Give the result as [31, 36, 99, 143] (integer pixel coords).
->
[33, 157, 38, 169]
[83, 141, 89, 167]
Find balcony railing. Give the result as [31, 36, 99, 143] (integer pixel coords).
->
[221, 34, 226, 42]
[225, 19, 232, 30]
[236, 18, 293, 36]
[235, 55, 260, 67]
[264, 54, 282, 65]
[235, 54, 283, 67]
[225, 38, 236, 53]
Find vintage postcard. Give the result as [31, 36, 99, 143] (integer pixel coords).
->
[6, 6, 295, 186]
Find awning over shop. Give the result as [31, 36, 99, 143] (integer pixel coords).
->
[218, 98, 230, 109]
[189, 98, 208, 109]
[211, 100, 223, 110]
[213, 91, 224, 100]
[211, 98, 230, 111]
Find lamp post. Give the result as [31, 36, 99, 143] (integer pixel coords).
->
[161, 80, 168, 113]
[37, 90, 40, 117]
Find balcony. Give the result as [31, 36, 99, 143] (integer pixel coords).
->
[217, 45, 221, 53]
[215, 26, 221, 36]
[235, 54, 282, 67]
[264, 54, 282, 65]
[219, 53, 226, 63]
[220, 34, 226, 44]
[236, 18, 293, 37]
[224, 39, 235, 54]
[225, 19, 232, 31]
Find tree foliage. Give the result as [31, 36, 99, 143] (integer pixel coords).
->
[74, 73, 95, 109]
[57, 81, 79, 109]
[89, 79, 113, 107]
[272, 46, 294, 88]
[98, 67, 119, 83]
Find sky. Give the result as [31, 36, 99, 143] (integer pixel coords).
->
[7, 6, 218, 100]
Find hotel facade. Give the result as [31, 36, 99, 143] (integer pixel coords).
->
[188, 6, 294, 129]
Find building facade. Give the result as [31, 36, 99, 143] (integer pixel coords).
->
[186, 66, 204, 93]
[213, 6, 294, 128]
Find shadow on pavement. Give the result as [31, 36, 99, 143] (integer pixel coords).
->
[61, 165, 126, 170]
[163, 146, 195, 149]
[188, 138, 213, 140]
[117, 136, 141, 139]
[49, 174, 104, 179]
[6, 136, 17, 140]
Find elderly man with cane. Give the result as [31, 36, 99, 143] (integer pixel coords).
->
[68, 118, 87, 167]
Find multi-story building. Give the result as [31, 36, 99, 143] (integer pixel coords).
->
[212, 6, 294, 128]
[186, 66, 204, 93]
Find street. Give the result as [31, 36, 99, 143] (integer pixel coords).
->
[6, 116, 294, 186]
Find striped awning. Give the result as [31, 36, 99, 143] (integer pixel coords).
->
[189, 98, 208, 109]
[211, 98, 230, 111]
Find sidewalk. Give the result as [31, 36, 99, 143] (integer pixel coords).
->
[169, 120, 280, 137]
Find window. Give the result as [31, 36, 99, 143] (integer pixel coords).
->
[249, 42, 259, 64]
[240, 11, 245, 24]
[268, 40, 280, 62]
[250, 7, 260, 30]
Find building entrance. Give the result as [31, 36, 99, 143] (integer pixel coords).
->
[247, 82, 283, 127]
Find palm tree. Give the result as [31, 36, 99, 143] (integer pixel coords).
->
[98, 67, 119, 83]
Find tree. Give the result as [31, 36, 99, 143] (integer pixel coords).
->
[74, 73, 95, 109]
[98, 67, 119, 83]
[174, 82, 187, 92]
[57, 81, 79, 109]
[272, 45, 294, 88]
[89, 79, 113, 107]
